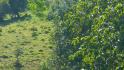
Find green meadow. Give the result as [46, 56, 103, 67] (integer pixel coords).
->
[0, 19, 56, 70]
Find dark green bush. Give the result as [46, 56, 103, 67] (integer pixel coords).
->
[9, 0, 28, 17]
[0, 0, 10, 20]
[0, 0, 28, 20]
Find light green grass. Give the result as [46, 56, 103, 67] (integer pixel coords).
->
[0, 19, 56, 70]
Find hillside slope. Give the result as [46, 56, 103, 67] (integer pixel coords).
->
[0, 19, 56, 70]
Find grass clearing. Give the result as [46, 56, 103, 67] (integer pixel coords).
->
[0, 19, 56, 70]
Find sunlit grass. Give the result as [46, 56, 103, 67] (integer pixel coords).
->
[0, 19, 56, 70]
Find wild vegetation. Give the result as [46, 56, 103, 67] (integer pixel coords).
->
[0, 0, 124, 70]
[49, 0, 124, 70]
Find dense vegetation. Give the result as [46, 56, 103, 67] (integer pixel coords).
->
[0, 0, 28, 21]
[49, 0, 124, 70]
[0, 0, 124, 70]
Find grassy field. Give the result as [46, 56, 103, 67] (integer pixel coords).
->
[0, 19, 56, 70]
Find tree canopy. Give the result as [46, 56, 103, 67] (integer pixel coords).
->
[50, 0, 124, 69]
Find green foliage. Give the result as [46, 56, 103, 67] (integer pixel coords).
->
[8, 0, 28, 18]
[0, 0, 28, 20]
[0, 0, 9, 20]
[53, 0, 124, 70]
[9, 0, 28, 12]
[0, 0, 123, 70]
[47, 0, 78, 20]
[28, 0, 48, 18]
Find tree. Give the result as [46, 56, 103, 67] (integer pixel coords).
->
[28, 0, 47, 17]
[53, 0, 124, 69]
[9, 0, 28, 18]
[0, 0, 11, 21]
